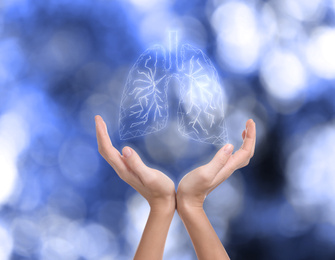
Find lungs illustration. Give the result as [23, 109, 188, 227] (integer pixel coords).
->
[119, 32, 228, 145]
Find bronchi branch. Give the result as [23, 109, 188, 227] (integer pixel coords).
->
[184, 56, 216, 134]
[129, 54, 166, 127]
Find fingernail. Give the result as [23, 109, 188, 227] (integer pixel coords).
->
[223, 144, 233, 154]
[123, 147, 132, 158]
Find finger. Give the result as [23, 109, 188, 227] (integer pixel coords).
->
[204, 143, 234, 178]
[207, 120, 256, 194]
[122, 146, 149, 181]
[241, 119, 255, 152]
[246, 118, 253, 128]
[207, 177, 223, 195]
[240, 119, 252, 147]
[226, 119, 256, 170]
[95, 115, 127, 174]
[95, 115, 111, 148]
[250, 121, 256, 157]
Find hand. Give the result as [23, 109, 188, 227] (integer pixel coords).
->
[95, 115, 175, 212]
[177, 119, 256, 210]
[95, 115, 175, 259]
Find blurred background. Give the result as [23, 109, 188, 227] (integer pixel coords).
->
[1, 0, 335, 259]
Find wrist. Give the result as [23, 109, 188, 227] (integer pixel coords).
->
[176, 195, 204, 216]
[149, 196, 176, 215]
[177, 201, 205, 221]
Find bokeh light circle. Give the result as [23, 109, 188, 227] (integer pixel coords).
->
[260, 48, 307, 101]
[286, 122, 335, 225]
[306, 27, 335, 79]
[211, 1, 262, 73]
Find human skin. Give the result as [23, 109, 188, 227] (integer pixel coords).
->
[95, 115, 256, 260]
[95, 115, 175, 260]
[176, 119, 256, 260]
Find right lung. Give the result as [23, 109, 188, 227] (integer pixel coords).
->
[119, 46, 169, 140]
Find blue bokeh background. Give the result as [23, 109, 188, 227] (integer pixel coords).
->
[1, 0, 335, 259]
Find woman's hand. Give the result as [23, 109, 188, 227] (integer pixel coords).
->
[95, 115, 256, 260]
[175, 119, 256, 260]
[96, 115, 175, 260]
[177, 119, 256, 210]
[95, 115, 175, 212]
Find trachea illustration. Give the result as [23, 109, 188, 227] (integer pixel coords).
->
[119, 32, 228, 145]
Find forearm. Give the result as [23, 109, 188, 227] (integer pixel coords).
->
[178, 204, 230, 260]
[134, 204, 174, 260]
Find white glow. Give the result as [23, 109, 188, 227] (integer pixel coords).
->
[306, 27, 335, 79]
[139, 11, 179, 45]
[260, 3, 278, 44]
[0, 225, 13, 259]
[40, 237, 77, 260]
[261, 48, 306, 101]
[0, 112, 28, 205]
[129, 0, 169, 12]
[39, 213, 117, 258]
[279, 0, 325, 22]
[177, 16, 208, 49]
[0, 112, 29, 158]
[286, 123, 335, 225]
[211, 1, 262, 73]
[125, 193, 149, 251]
[0, 153, 17, 205]
[11, 217, 40, 256]
[39, 214, 80, 259]
[72, 223, 114, 258]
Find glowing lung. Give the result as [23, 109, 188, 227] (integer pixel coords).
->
[119, 33, 228, 145]
[119, 46, 169, 139]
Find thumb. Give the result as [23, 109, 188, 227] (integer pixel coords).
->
[206, 144, 234, 177]
[122, 146, 148, 177]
